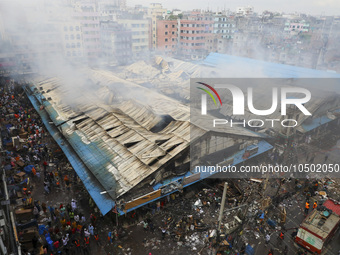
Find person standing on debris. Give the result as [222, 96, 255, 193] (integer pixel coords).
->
[90, 213, 97, 227]
[305, 201, 310, 215]
[74, 214, 79, 223]
[94, 233, 100, 246]
[44, 184, 49, 194]
[81, 214, 86, 223]
[157, 201, 161, 212]
[291, 228, 298, 239]
[62, 235, 68, 247]
[143, 221, 148, 231]
[69, 211, 74, 221]
[160, 227, 167, 240]
[33, 206, 39, 220]
[277, 231, 284, 245]
[88, 224, 94, 236]
[108, 231, 113, 243]
[71, 199, 77, 212]
[313, 201, 318, 209]
[84, 228, 90, 238]
[265, 233, 271, 245]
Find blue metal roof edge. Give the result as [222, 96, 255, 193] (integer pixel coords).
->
[203, 52, 340, 78]
[25, 88, 115, 215]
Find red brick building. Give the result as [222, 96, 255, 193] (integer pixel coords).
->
[179, 11, 213, 60]
[156, 20, 178, 54]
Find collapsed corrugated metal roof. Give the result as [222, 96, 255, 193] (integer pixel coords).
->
[29, 69, 262, 201]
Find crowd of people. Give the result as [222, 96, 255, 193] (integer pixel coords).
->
[0, 80, 104, 254]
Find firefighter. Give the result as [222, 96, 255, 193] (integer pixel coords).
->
[313, 201, 318, 209]
[277, 231, 284, 245]
[305, 201, 310, 214]
[74, 238, 81, 253]
[279, 232, 284, 240]
[94, 233, 100, 245]
[83, 237, 90, 255]
[84, 236, 90, 248]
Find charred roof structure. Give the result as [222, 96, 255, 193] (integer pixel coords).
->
[24, 54, 340, 215]
[25, 68, 270, 215]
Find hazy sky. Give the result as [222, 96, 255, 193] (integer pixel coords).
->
[127, 0, 340, 16]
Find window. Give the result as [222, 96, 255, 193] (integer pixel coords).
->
[172, 24, 175, 28]
[64, 26, 67, 31]
[71, 43, 75, 48]
[69, 26, 73, 31]
[65, 35, 69, 40]
[165, 25, 168, 28]
[165, 45, 168, 48]
[70, 35, 74, 40]
[165, 38, 168, 42]
[165, 32, 168, 35]
[76, 34, 80, 40]
[76, 26, 80, 31]
[172, 31, 175, 35]
[66, 43, 70, 48]
[77, 42, 81, 48]
[172, 38, 175, 41]
[72, 51, 76, 56]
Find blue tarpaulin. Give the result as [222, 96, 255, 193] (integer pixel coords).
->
[23, 165, 34, 174]
[245, 245, 255, 255]
[267, 219, 277, 228]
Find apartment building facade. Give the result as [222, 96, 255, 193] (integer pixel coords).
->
[117, 19, 150, 58]
[100, 20, 132, 65]
[72, 2, 101, 60]
[178, 11, 213, 60]
[156, 20, 177, 54]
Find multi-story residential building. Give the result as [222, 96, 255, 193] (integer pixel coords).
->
[148, 3, 167, 50]
[284, 20, 310, 34]
[213, 14, 235, 39]
[100, 20, 132, 65]
[205, 34, 232, 54]
[61, 21, 84, 60]
[73, 2, 101, 60]
[178, 11, 213, 60]
[117, 19, 150, 58]
[156, 20, 177, 54]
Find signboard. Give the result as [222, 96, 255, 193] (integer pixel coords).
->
[124, 190, 161, 211]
